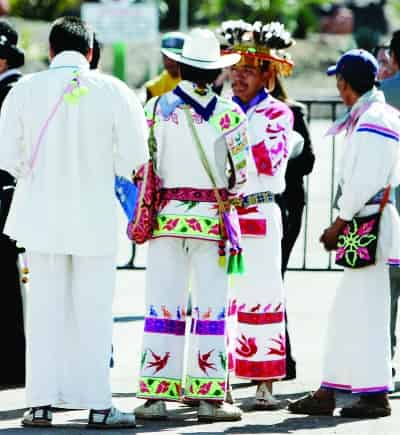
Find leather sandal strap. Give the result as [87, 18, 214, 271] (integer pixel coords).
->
[89, 408, 111, 425]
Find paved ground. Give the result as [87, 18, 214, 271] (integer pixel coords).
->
[2, 267, 400, 434]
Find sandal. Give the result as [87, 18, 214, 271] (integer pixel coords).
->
[21, 406, 52, 427]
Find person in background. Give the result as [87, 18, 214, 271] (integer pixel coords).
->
[0, 17, 148, 428]
[134, 28, 247, 423]
[219, 20, 297, 410]
[374, 44, 394, 81]
[271, 76, 315, 381]
[380, 30, 400, 377]
[0, 19, 26, 390]
[289, 49, 400, 419]
[145, 31, 185, 102]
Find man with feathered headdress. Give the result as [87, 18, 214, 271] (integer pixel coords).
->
[219, 20, 303, 410]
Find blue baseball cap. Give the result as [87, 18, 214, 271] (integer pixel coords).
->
[326, 49, 378, 83]
[161, 32, 185, 54]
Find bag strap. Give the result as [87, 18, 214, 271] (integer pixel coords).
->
[183, 105, 227, 212]
[28, 81, 75, 174]
[379, 185, 391, 213]
[148, 96, 161, 170]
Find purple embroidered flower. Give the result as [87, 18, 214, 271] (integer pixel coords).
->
[343, 225, 351, 236]
[336, 247, 346, 260]
[357, 247, 371, 260]
[357, 219, 376, 236]
[140, 381, 150, 393]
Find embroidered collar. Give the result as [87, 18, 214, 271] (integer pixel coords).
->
[50, 51, 90, 70]
[173, 80, 217, 121]
[232, 88, 269, 114]
[326, 88, 385, 136]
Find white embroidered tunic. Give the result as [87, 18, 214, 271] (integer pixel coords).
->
[0, 51, 148, 256]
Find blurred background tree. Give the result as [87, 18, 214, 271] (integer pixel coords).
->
[9, 0, 79, 20]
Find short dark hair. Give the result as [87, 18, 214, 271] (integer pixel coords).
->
[338, 73, 375, 96]
[49, 16, 92, 57]
[390, 30, 400, 67]
[180, 63, 221, 86]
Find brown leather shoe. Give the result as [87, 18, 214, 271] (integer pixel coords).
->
[288, 393, 335, 416]
[340, 394, 391, 418]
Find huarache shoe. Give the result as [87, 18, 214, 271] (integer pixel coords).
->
[22, 406, 52, 427]
[197, 400, 242, 422]
[88, 406, 136, 429]
[134, 400, 168, 420]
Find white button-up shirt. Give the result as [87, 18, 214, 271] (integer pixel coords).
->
[0, 51, 148, 256]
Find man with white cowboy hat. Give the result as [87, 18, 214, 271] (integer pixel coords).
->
[218, 20, 299, 410]
[134, 28, 248, 422]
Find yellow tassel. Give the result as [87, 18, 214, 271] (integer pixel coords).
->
[22, 267, 29, 274]
[218, 255, 226, 268]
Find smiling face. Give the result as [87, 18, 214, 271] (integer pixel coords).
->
[230, 64, 270, 104]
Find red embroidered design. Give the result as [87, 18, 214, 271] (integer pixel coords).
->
[198, 382, 213, 395]
[220, 113, 231, 130]
[146, 350, 171, 374]
[251, 141, 273, 175]
[198, 349, 217, 375]
[156, 380, 171, 394]
[186, 218, 202, 232]
[161, 305, 173, 319]
[238, 311, 284, 325]
[164, 218, 180, 231]
[239, 218, 267, 236]
[267, 334, 286, 357]
[235, 359, 286, 379]
[202, 307, 212, 320]
[236, 334, 258, 358]
[140, 380, 150, 393]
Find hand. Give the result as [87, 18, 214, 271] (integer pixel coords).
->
[320, 217, 347, 252]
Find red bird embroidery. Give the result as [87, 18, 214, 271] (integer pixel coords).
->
[198, 349, 217, 376]
[145, 350, 171, 374]
[267, 334, 286, 357]
[236, 334, 258, 358]
[250, 303, 261, 312]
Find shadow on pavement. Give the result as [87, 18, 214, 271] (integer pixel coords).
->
[0, 409, 26, 422]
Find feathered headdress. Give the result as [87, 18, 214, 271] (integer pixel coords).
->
[218, 20, 295, 76]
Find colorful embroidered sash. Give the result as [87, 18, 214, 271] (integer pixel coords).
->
[160, 187, 229, 203]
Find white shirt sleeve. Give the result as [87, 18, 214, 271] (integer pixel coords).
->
[0, 84, 27, 178]
[112, 81, 149, 179]
[288, 130, 304, 159]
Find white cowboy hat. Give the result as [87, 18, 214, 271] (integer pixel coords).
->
[162, 28, 240, 70]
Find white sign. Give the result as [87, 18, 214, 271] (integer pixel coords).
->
[81, 2, 159, 44]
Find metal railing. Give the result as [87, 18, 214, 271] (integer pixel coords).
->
[288, 97, 344, 272]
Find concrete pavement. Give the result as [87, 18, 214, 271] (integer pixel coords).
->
[2, 267, 400, 434]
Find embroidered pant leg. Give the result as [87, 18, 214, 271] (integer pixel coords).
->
[26, 253, 114, 409]
[322, 261, 392, 393]
[232, 203, 286, 380]
[138, 238, 190, 401]
[184, 239, 230, 401]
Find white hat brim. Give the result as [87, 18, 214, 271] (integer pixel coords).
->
[162, 48, 240, 69]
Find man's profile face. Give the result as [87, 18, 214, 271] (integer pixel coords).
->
[230, 64, 268, 104]
[336, 74, 351, 107]
[162, 54, 180, 78]
[376, 47, 393, 80]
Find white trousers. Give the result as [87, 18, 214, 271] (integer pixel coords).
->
[26, 252, 115, 409]
[228, 203, 286, 380]
[321, 261, 392, 393]
[138, 237, 229, 402]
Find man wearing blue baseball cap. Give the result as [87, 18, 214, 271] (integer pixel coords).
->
[289, 49, 400, 418]
[144, 32, 185, 101]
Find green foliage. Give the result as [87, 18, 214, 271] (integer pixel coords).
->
[9, 0, 80, 21]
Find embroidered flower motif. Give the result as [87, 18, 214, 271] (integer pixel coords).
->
[198, 381, 213, 395]
[208, 223, 220, 235]
[236, 334, 258, 358]
[156, 380, 171, 394]
[164, 218, 180, 231]
[357, 219, 376, 236]
[357, 247, 371, 261]
[220, 113, 231, 130]
[140, 380, 150, 393]
[186, 218, 203, 232]
[336, 218, 377, 267]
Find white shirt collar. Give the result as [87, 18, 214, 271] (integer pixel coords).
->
[0, 68, 21, 82]
[50, 51, 90, 70]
